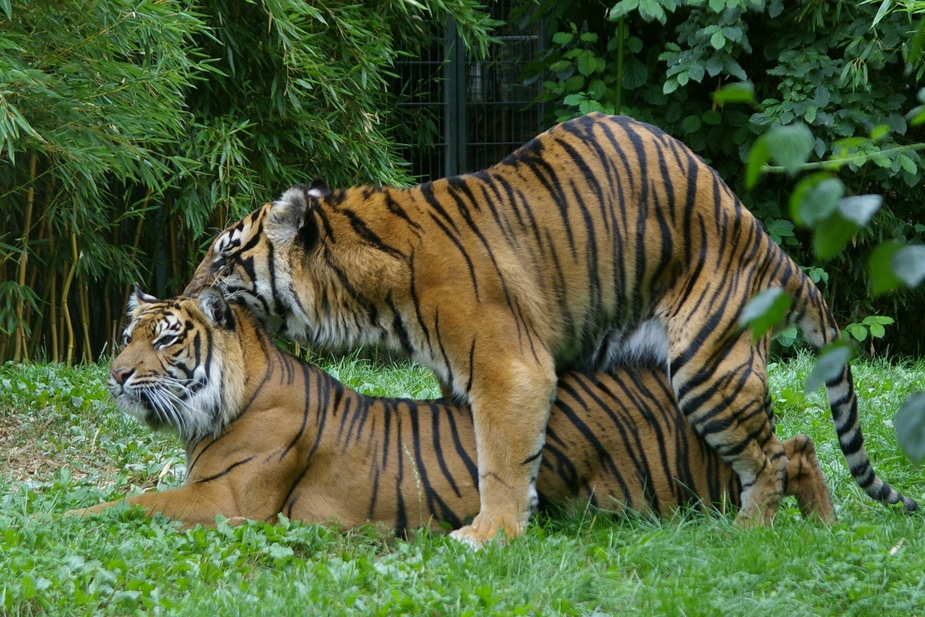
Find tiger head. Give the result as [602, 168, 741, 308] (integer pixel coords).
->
[184, 181, 331, 344]
[109, 286, 247, 442]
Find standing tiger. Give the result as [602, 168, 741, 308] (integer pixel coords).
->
[187, 113, 915, 546]
[71, 288, 836, 530]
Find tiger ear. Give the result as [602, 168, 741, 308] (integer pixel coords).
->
[127, 285, 158, 315]
[197, 286, 235, 330]
[299, 180, 328, 248]
[267, 183, 317, 248]
[307, 179, 329, 198]
[267, 183, 322, 250]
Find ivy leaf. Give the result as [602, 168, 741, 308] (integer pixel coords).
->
[837, 194, 882, 227]
[565, 74, 585, 92]
[577, 53, 597, 77]
[622, 57, 648, 89]
[845, 323, 867, 342]
[588, 78, 608, 100]
[765, 123, 814, 176]
[892, 245, 925, 289]
[789, 174, 844, 228]
[739, 287, 792, 341]
[806, 342, 853, 393]
[608, 0, 640, 20]
[746, 134, 770, 189]
[637, 0, 667, 23]
[895, 393, 925, 466]
[549, 59, 571, 73]
[765, 218, 795, 244]
[713, 81, 755, 105]
[812, 211, 857, 261]
[688, 62, 705, 83]
[870, 243, 925, 296]
[683, 115, 702, 134]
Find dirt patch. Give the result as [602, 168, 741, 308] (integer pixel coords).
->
[0, 410, 120, 485]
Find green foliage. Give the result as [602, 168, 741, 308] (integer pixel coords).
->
[739, 287, 791, 341]
[526, 0, 925, 355]
[805, 342, 855, 392]
[895, 393, 925, 465]
[0, 0, 496, 363]
[844, 315, 895, 343]
[728, 86, 925, 459]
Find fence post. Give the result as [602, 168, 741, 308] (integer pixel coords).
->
[444, 16, 467, 177]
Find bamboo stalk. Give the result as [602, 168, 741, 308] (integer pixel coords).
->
[71, 229, 92, 363]
[103, 277, 113, 353]
[103, 208, 119, 355]
[24, 213, 49, 360]
[79, 274, 92, 363]
[46, 215, 59, 362]
[27, 295, 45, 361]
[13, 154, 37, 363]
[168, 200, 180, 285]
[0, 207, 5, 360]
[27, 250, 50, 362]
[121, 189, 151, 314]
[50, 271, 58, 362]
[60, 232, 78, 366]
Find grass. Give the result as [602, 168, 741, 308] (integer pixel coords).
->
[1, 354, 924, 616]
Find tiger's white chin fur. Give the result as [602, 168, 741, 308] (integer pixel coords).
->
[109, 370, 225, 443]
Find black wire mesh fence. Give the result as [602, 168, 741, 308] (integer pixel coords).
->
[392, 0, 545, 182]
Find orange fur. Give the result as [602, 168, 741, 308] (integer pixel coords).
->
[71, 291, 835, 530]
[187, 113, 913, 545]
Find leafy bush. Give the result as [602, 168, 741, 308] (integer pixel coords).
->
[524, 0, 925, 355]
[0, 0, 495, 363]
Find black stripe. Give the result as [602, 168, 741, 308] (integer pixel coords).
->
[194, 455, 256, 484]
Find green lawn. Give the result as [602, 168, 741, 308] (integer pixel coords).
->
[1, 354, 924, 616]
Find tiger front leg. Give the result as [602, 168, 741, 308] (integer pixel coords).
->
[66, 483, 241, 528]
[448, 353, 557, 549]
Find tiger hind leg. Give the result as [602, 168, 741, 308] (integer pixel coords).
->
[731, 432, 788, 527]
[783, 433, 837, 525]
[673, 344, 787, 527]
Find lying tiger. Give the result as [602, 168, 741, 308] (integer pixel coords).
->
[69, 288, 835, 531]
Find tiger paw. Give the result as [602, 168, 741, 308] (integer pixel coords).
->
[64, 502, 112, 517]
[448, 513, 521, 549]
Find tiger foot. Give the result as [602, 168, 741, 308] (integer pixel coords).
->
[733, 490, 781, 528]
[449, 514, 522, 550]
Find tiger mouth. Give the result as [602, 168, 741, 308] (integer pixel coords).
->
[116, 374, 210, 425]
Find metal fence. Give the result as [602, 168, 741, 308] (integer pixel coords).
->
[392, 0, 546, 182]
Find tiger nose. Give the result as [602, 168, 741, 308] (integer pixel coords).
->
[110, 367, 134, 386]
